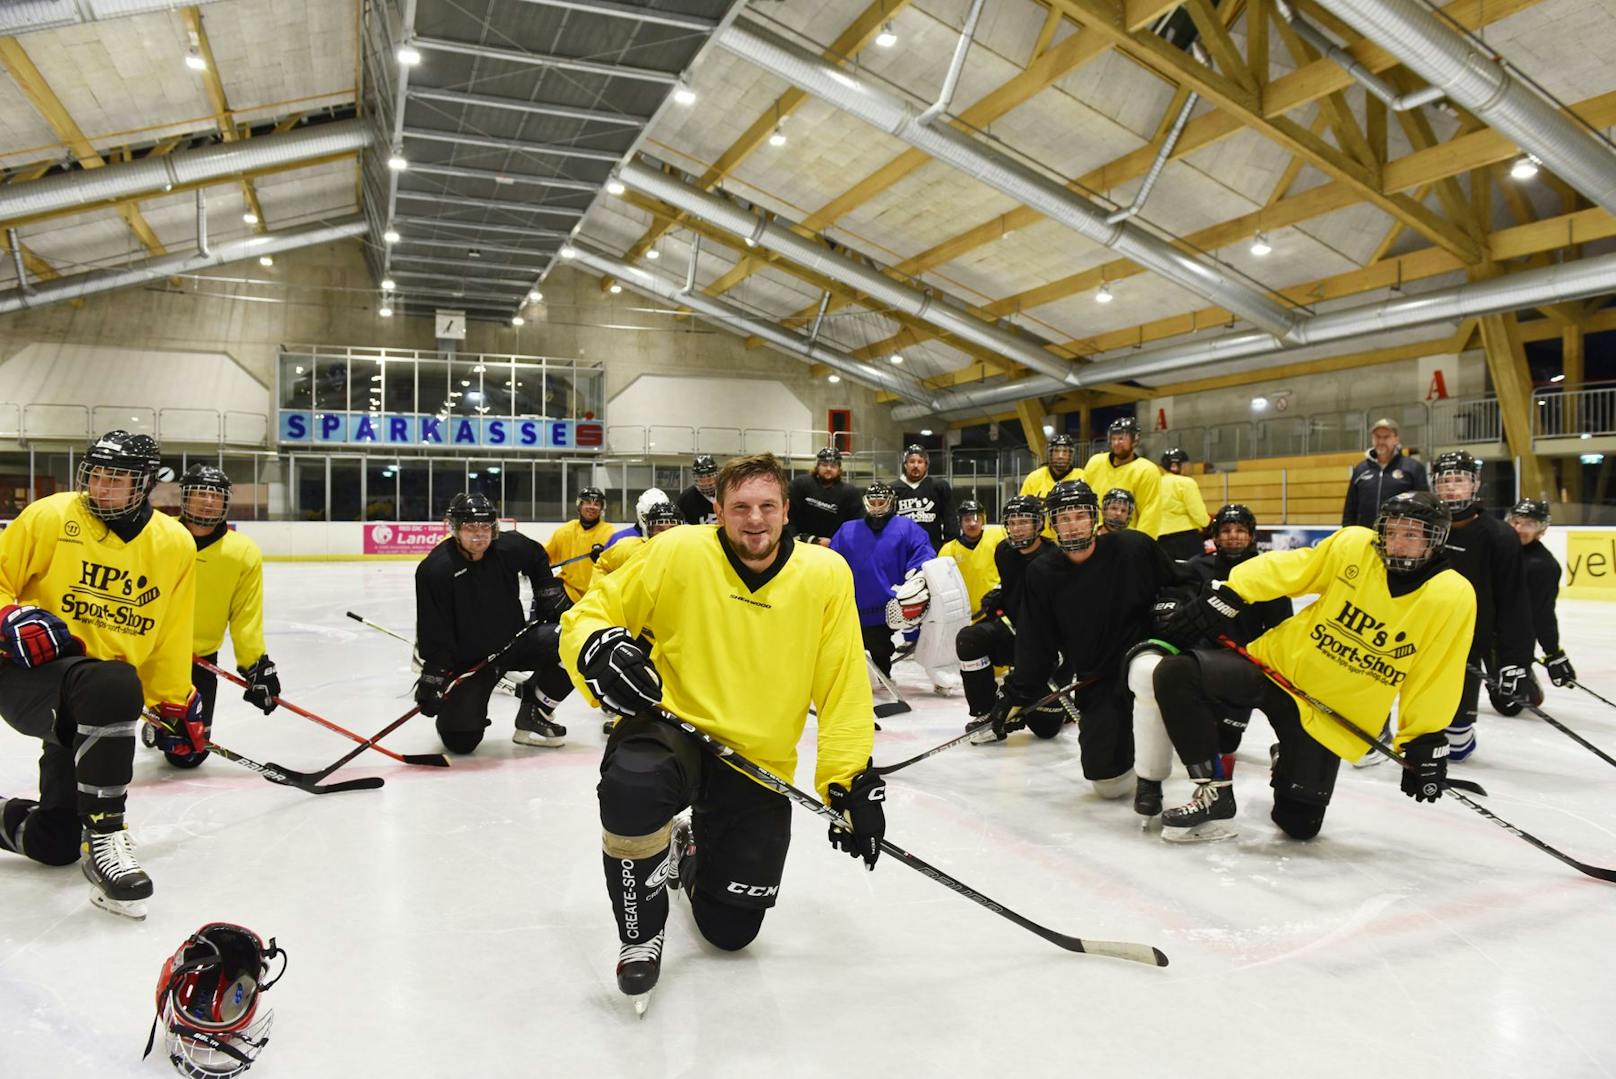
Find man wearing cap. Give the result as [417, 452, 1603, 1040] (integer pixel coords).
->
[1342, 418, 1428, 528]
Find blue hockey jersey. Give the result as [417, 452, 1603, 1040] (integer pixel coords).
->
[829, 515, 935, 626]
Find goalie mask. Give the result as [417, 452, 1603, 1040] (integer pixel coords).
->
[146, 923, 287, 1078]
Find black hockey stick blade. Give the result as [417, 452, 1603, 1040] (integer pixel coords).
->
[1446, 787, 1616, 883]
[874, 700, 913, 719]
[255, 759, 386, 795]
[655, 709, 1169, 965]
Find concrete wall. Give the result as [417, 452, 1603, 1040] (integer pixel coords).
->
[0, 239, 904, 453]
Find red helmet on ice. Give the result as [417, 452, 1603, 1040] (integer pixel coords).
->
[145, 923, 287, 1078]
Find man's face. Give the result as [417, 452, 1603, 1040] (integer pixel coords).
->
[717, 475, 786, 564]
[1049, 446, 1073, 473]
[1108, 432, 1136, 458]
[648, 519, 679, 538]
[579, 498, 603, 526]
[864, 494, 893, 518]
[1103, 500, 1131, 530]
[1006, 514, 1039, 546]
[88, 467, 136, 513]
[183, 488, 226, 523]
[903, 454, 928, 481]
[1166, 459, 1183, 475]
[453, 522, 493, 561]
[1383, 517, 1430, 561]
[1371, 426, 1399, 458]
[1215, 522, 1252, 556]
[1508, 515, 1545, 546]
[1053, 507, 1095, 548]
[960, 512, 984, 541]
[695, 474, 716, 498]
[815, 460, 841, 483]
[1434, 470, 1477, 506]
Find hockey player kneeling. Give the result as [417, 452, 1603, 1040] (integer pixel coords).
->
[1154, 492, 1476, 842]
[561, 453, 880, 1013]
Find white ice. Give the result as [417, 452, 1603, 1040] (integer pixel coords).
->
[4, 563, 1616, 1077]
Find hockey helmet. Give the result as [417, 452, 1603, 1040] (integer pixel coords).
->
[863, 480, 896, 517]
[957, 499, 984, 518]
[1509, 497, 1550, 524]
[691, 454, 718, 476]
[1159, 447, 1189, 471]
[644, 501, 682, 536]
[1002, 494, 1043, 549]
[1045, 480, 1100, 553]
[1431, 450, 1482, 513]
[1101, 487, 1136, 527]
[446, 492, 499, 528]
[577, 486, 606, 506]
[146, 922, 286, 1078]
[816, 446, 843, 464]
[78, 429, 162, 522]
[635, 488, 670, 534]
[1107, 416, 1140, 439]
[1373, 491, 1451, 576]
[179, 464, 232, 529]
[1212, 503, 1258, 559]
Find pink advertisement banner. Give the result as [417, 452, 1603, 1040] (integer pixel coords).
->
[363, 523, 445, 555]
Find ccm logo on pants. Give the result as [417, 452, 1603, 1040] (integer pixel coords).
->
[726, 882, 779, 898]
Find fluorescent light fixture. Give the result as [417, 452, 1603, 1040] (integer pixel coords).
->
[1550, 373, 1566, 383]
[383, 229, 400, 244]
[378, 305, 393, 318]
[559, 245, 577, 259]
[528, 290, 542, 302]
[397, 45, 421, 66]
[1510, 154, 1541, 181]
[1095, 283, 1113, 304]
[1250, 232, 1272, 257]
[511, 315, 525, 326]
[1581, 453, 1604, 464]
[920, 428, 933, 436]
[606, 178, 626, 196]
[875, 21, 897, 47]
[387, 152, 408, 172]
[380, 278, 396, 291]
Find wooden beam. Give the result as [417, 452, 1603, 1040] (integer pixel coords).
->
[1184, 0, 1257, 93]
[1248, 0, 1270, 88]
[1563, 321, 1585, 502]
[183, 6, 269, 234]
[1268, 12, 1377, 170]
[1017, 398, 1050, 462]
[1478, 311, 1547, 496]
[1030, 3, 1064, 61]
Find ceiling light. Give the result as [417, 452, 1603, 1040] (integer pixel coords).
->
[185, 48, 207, 71]
[295, 365, 305, 374]
[258, 255, 273, 267]
[1510, 154, 1541, 181]
[467, 248, 481, 259]
[1095, 283, 1114, 304]
[1550, 373, 1566, 383]
[460, 379, 470, 387]
[383, 228, 400, 244]
[1250, 395, 1269, 412]
[875, 21, 898, 47]
[559, 245, 577, 259]
[605, 178, 626, 196]
[673, 80, 696, 106]
[889, 354, 904, 364]
[1042, 424, 1055, 436]
[387, 152, 408, 172]
[645, 248, 659, 260]
[379, 305, 394, 318]
[397, 45, 421, 66]
[768, 124, 786, 147]
[609, 283, 622, 294]
[920, 428, 933, 436]
[241, 211, 258, 225]
[527, 289, 542, 302]
[743, 236, 757, 248]
[380, 278, 396, 291]
[1249, 231, 1272, 257]
[511, 315, 525, 327]
[828, 374, 841, 383]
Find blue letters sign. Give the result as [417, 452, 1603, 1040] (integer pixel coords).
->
[279, 411, 604, 451]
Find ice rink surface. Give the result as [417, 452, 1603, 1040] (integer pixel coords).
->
[4, 562, 1616, 1078]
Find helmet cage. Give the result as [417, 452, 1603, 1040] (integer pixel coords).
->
[1049, 503, 1098, 552]
[178, 474, 231, 528]
[152, 923, 285, 1079]
[1374, 508, 1450, 574]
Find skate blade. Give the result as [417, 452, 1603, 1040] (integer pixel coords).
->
[1161, 822, 1237, 844]
[89, 890, 148, 920]
[632, 991, 652, 1018]
[1137, 813, 1161, 831]
[511, 731, 566, 748]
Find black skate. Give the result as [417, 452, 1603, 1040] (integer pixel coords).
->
[1134, 778, 1163, 821]
[668, 818, 696, 893]
[81, 825, 153, 919]
[512, 699, 566, 747]
[1161, 779, 1237, 844]
[617, 932, 664, 1016]
[967, 714, 1005, 745]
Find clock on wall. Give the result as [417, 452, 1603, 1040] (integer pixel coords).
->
[434, 309, 467, 340]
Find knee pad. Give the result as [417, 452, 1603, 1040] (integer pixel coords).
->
[1270, 793, 1326, 840]
[1090, 769, 1135, 800]
[690, 889, 766, 952]
[1129, 654, 1172, 783]
[61, 660, 142, 731]
[1025, 713, 1064, 739]
[598, 741, 685, 838]
[437, 722, 486, 756]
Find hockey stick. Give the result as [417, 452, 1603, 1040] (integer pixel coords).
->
[872, 676, 1097, 777]
[865, 652, 912, 718]
[1537, 658, 1616, 712]
[549, 549, 600, 570]
[194, 658, 450, 768]
[346, 611, 525, 698]
[140, 709, 384, 795]
[308, 619, 546, 781]
[1470, 664, 1616, 771]
[1221, 639, 1616, 884]
[654, 708, 1168, 965]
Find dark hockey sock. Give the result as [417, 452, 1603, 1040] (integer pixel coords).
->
[602, 849, 671, 948]
[62, 661, 142, 825]
[959, 660, 997, 715]
[0, 798, 81, 866]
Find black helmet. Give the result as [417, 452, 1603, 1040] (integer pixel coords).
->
[1045, 480, 1100, 553]
[692, 454, 718, 476]
[863, 480, 896, 517]
[78, 429, 162, 522]
[644, 501, 682, 533]
[1108, 417, 1140, 438]
[1431, 450, 1482, 512]
[1160, 447, 1189, 468]
[577, 486, 605, 504]
[902, 444, 927, 460]
[446, 491, 499, 527]
[1002, 494, 1043, 549]
[1508, 498, 1550, 525]
[1101, 487, 1135, 529]
[1211, 503, 1258, 560]
[178, 463, 232, 528]
[1374, 491, 1452, 575]
[816, 446, 843, 464]
[958, 499, 984, 517]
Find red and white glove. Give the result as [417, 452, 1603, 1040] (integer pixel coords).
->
[155, 691, 208, 757]
[0, 604, 85, 669]
[884, 572, 930, 630]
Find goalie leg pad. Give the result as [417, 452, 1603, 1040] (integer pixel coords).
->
[1127, 650, 1172, 783]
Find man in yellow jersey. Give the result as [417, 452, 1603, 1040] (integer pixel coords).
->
[937, 500, 1004, 614]
[1153, 491, 1475, 842]
[1019, 433, 1081, 538]
[561, 453, 880, 1011]
[1082, 418, 1163, 537]
[545, 486, 613, 603]
[0, 430, 197, 918]
[1154, 448, 1211, 563]
[156, 464, 278, 770]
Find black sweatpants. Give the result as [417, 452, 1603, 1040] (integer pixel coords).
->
[861, 623, 895, 678]
[436, 624, 573, 754]
[1069, 675, 1134, 782]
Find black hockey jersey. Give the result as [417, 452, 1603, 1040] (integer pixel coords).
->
[415, 530, 567, 669]
[787, 475, 863, 542]
[991, 537, 1052, 626]
[1441, 510, 1532, 667]
[895, 475, 956, 549]
[1521, 539, 1563, 655]
[677, 484, 717, 526]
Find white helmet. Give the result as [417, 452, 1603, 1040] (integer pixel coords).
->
[635, 487, 669, 533]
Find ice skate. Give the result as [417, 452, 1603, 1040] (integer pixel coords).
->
[967, 714, 1004, 745]
[1134, 777, 1162, 825]
[1353, 720, 1393, 767]
[81, 825, 153, 920]
[1161, 777, 1237, 844]
[617, 931, 664, 1016]
[512, 698, 566, 747]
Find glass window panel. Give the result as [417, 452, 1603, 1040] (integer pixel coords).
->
[544, 366, 575, 419]
[398, 459, 429, 520]
[467, 459, 503, 510]
[576, 368, 604, 421]
[418, 360, 450, 420]
[533, 463, 564, 521]
[330, 457, 363, 521]
[454, 360, 484, 418]
[280, 353, 313, 409]
[221, 454, 264, 521]
[483, 360, 515, 418]
[383, 358, 415, 414]
[351, 358, 382, 419]
[315, 356, 349, 411]
[431, 459, 466, 518]
[33, 452, 73, 503]
[505, 461, 535, 521]
[0, 451, 30, 516]
[512, 364, 543, 418]
[366, 459, 398, 520]
[294, 456, 327, 520]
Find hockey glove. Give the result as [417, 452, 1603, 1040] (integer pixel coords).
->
[1495, 664, 1529, 702]
[1544, 651, 1577, 687]
[884, 571, 930, 631]
[531, 583, 572, 624]
[0, 604, 86, 669]
[589, 544, 605, 563]
[987, 688, 1027, 737]
[238, 654, 281, 714]
[827, 766, 886, 870]
[977, 587, 1004, 621]
[155, 691, 209, 766]
[1163, 583, 1246, 648]
[415, 666, 451, 718]
[1399, 731, 1449, 803]
[579, 627, 663, 718]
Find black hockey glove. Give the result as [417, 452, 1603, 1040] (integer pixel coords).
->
[415, 666, 451, 718]
[1495, 664, 1529, 702]
[986, 688, 1027, 737]
[589, 544, 605, 563]
[238, 654, 281, 714]
[827, 766, 886, 870]
[1399, 731, 1449, 803]
[1162, 583, 1246, 647]
[579, 627, 663, 718]
[531, 583, 572, 624]
[977, 587, 1004, 621]
[1544, 651, 1577, 687]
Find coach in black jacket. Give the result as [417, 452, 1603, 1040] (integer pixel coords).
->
[1341, 417, 1428, 527]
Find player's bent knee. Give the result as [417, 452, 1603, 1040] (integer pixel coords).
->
[1270, 793, 1327, 840]
[64, 660, 142, 727]
[437, 724, 486, 755]
[691, 890, 766, 952]
[601, 822, 671, 860]
[1026, 713, 1063, 739]
[1091, 769, 1135, 799]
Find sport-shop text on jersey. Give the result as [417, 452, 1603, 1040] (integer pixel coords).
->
[1309, 599, 1417, 687]
[61, 560, 160, 636]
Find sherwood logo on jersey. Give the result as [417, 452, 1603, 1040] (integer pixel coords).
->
[1308, 599, 1417, 687]
[60, 560, 162, 636]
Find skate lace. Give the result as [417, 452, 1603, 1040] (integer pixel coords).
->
[1191, 781, 1222, 809]
[92, 830, 140, 878]
[620, 936, 663, 965]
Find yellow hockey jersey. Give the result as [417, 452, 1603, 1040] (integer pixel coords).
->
[939, 526, 1006, 613]
[561, 524, 874, 801]
[545, 517, 616, 602]
[0, 492, 196, 706]
[192, 528, 267, 666]
[1156, 472, 1211, 536]
[1019, 466, 1083, 538]
[1082, 452, 1164, 537]
[1228, 526, 1476, 759]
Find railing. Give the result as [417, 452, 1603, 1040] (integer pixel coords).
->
[1429, 394, 1503, 447]
[1532, 384, 1616, 439]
